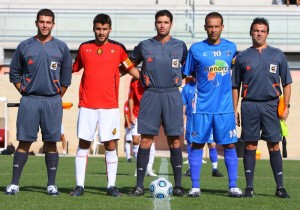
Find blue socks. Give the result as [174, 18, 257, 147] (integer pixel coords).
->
[187, 143, 191, 158]
[224, 148, 238, 189]
[189, 148, 203, 188]
[209, 147, 218, 163]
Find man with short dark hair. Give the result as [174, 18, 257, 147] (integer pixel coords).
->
[128, 9, 188, 197]
[70, 13, 139, 197]
[232, 17, 292, 198]
[6, 8, 72, 196]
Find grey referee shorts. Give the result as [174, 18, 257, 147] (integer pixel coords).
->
[138, 87, 183, 136]
[17, 95, 63, 142]
[241, 99, 281, 142]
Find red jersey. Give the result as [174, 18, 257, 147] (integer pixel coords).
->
[73, 39, 133, 108]
[128, 78, 145, 118]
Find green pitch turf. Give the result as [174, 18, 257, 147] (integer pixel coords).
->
[0, 155, 299, 210]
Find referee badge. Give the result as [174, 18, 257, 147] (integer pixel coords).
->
[269, 64, 277, 74]
[50, 61, 58, 70]
[172, 59, 179, 68]
[97, 48, 103, 55]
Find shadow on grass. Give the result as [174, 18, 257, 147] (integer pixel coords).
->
[200, 188, 231, 196]
[19, 186, 51, 194]
[88, 172, 174, 176]
[200, 188, 274, 198]
[60, 186, 147, 196]
[17, 185, 113, 195]
[2, 185, 276, 198]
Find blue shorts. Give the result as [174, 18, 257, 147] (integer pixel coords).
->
[186, 121, 214, 144]
[241, 100, 281, 142]
[17, 95, 62, 142]
[138, 88, 183, 136]
[208, 129, 214, 144]
[190, 113, 238, 145]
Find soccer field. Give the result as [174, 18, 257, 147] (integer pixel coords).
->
[0, 156, 298, 210]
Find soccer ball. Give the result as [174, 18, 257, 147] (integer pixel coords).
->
[149, 177, 173, 198]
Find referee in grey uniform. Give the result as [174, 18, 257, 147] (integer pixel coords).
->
[232, 17, 291, 198]
[128, 10, 188, 197]
[5, 9, 72, 196]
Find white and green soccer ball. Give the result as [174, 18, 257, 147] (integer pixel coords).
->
[149, 177, 173, 199]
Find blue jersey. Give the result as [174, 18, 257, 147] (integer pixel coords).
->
[183, 38, 236, 114]
[181, 81, 196, 139]
[181, 81, 196, 131]
[182, 81, 214, 142]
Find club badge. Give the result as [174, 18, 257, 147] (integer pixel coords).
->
[97, 48, 103, 55]
[112, 128, 117, 135]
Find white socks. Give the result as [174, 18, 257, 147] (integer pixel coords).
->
[105, 150, 118, 188]
[212, 162, 218, 170]
[132, 144, 139, 160]
[149, 143, 155, 166]
[76, 148, 119, 189]
[75, 148, 89, 188]
[125, 142, 131, 159]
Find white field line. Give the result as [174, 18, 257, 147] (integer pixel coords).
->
[153, 157, 171, 210]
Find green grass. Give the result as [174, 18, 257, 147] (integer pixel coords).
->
[0, 155, 299, 210]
